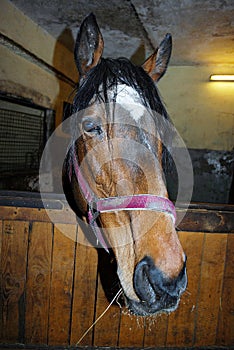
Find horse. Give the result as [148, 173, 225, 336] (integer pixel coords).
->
[62, 13, 187, 316]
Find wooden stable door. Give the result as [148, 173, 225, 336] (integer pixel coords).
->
[0, 198, 233, 348]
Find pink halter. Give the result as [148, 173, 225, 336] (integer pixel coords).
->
[69, 145, 176, 252]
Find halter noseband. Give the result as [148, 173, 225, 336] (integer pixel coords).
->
[69, 145, 176, 252]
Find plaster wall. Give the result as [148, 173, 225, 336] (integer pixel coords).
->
[159, 65, 234, 151]
[0, 0, 78, 126]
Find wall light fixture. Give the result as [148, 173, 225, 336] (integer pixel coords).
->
[210, 75, 234, 82]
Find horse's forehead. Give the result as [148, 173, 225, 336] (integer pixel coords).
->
[111, 84, 146, 123]
[114, 84, 141, 105]
[85, 83, 156, 132]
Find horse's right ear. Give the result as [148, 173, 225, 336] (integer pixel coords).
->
[74, 13, 104, 77]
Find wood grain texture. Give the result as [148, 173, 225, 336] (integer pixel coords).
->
[25, 222, 53, 344]
[177, 209, 234, 233]
[0, 201, 233, 348]
[92, 276, 121, 347]
[143, 312, 169, 347]
[1, 221, 29, 343]
[166, 231, 204, 346]
[0, 220, 3, 340]
[48, 224, 76, 346]
[118, 309, 145, 347]
[70, 228, 98, 346]
[216, 233, 234, 346]
[194, 233, 228, 346]
[0, 207, 77, 224]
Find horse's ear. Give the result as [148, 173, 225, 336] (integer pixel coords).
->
[74, 13, 104, 76]
[142, 33, 172, 82]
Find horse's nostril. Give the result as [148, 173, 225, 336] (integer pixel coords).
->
[134, 256, 163, 304]
[134, 256, 187, 305]
[134, 257, 157, 304]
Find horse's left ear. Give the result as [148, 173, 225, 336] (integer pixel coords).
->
[142, 33, 172, 82]
[74, 13, 104, 76]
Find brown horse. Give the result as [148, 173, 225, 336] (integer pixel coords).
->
[62, 13, 187, 316]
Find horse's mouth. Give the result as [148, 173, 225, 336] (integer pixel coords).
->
[121, 256, 187, 316]
[124, 293, 181, 316]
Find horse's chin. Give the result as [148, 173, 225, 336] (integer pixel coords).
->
[124, 294, 180, 317]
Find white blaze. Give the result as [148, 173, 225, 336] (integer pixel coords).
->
[115, 84, 145, 122]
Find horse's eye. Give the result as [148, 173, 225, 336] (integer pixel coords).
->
[82, 120, 102, 135]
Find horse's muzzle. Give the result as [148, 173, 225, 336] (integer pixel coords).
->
[127, 256, 187, 316]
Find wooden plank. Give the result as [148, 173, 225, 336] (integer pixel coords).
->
[118, 309, 145, 347]
[48, 224, 76, 346]
[0, 221, 2, 254]
[1, 220, 29, 343]
[0, 220, 3, 340]
[92, 249, 121, 346]
[0, 207, 50, 222]
[216, 233, 234, 346]
[143, 312, 169, 347]
[92, 275, 121, 347]
[70, 227, 98, 346]
[177, 209, 234, 233]
[194, 233, 227, 346]
[0, 206, 77, 225]
[25, 222, 53, 344]
[0, 192, 63, 209]
[166, 231, 204, 346]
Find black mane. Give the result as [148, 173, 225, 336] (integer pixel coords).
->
[73, 57, 168, 119]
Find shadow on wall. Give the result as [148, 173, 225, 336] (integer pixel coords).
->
[130, 41, 146, 66]
[53, 26, 77, 124]
[44, 27, 77, 193]
[57, 27, 76, 53]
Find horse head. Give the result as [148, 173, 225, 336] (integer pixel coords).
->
[63, 13, 187, 316]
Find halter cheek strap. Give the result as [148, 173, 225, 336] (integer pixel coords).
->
[69, 146, 176, 253]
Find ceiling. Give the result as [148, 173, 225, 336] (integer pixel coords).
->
[10, 0, 234, 66]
